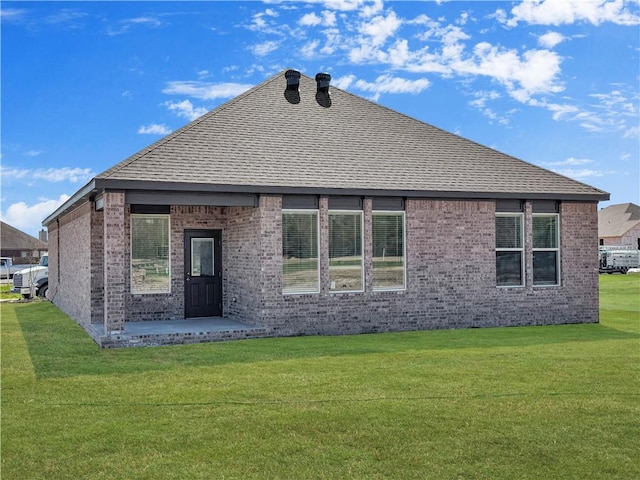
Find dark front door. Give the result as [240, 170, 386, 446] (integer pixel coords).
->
[184, 230, 222, 318]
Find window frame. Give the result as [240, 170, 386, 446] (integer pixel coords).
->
[328, 209, 365, 293]
[372, 211, 406, 292]
[130, 214, 171, 295]
[495, 213, 525, 288]
[282, 209, 320, 295]
[532, 213, 561, 287]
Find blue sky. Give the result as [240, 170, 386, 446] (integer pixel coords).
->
[2, 0, 639, 237]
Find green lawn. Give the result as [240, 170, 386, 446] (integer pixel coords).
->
[1, 275, 638, 479]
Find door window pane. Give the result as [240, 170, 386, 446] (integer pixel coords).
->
[191, 238, 214, 276]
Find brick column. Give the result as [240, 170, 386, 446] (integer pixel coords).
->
[363, 197, 373, 293]
[524, 200, 533, 289]
[103, 192, 126, 334]
[319, 196, 329, 295]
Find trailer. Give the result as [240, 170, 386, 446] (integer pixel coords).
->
[599, 246, 640, 274]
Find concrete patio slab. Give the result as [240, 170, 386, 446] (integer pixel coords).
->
[85, 317, 270, 348]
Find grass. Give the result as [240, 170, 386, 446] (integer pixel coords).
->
[1, 275, 638, 479]
[0, 283, 21, 300]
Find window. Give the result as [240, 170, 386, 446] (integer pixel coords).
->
[372, 212, 405, 290]
[496, 214, 524, 287]
[329, 211, 363, 292]
[282, 211, 319, 294]
[131, 215, 170, 294]
[533, 214, 560, 286]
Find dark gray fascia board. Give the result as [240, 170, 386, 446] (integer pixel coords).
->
[96, 178, 610, 202]
[43, 177, 609, 226]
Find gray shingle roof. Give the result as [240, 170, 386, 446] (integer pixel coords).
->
[598, 203, 640, 237]
[96, 71, 608, 200]
[1, 221, 48, 251]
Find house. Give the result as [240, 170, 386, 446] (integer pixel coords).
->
[1, 221, 48, 263]
[43, 70, 609, 347]
[598, 203, 640, 249]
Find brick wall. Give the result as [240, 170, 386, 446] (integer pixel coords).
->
[48, 202, 93, 326]
[47, 195, 600, 341]
[226, 205, 263, 324]
[256, 198, 600, 335]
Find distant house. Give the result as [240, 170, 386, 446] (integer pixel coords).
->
[598, 203, 640, 249]
[1, 221, 48, 263]
[43, 70, 609, 347]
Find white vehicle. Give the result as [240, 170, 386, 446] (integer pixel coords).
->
[0, 257, 24, 279]
[599, 246, 640, 274]
[12, 254, 48, 299]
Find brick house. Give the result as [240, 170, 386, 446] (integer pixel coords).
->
[598, 203, 640, 248]
[43, 70, 609, 347]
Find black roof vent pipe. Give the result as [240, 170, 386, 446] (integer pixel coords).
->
[315, 72, 331, 94]
[285, 69, 301, 91]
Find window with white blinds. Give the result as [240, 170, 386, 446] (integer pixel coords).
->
[329, 211, 363, 292]
[372, 212, 405, 290]
[130, 215, 170, 294]
[282, 211, 319, 294]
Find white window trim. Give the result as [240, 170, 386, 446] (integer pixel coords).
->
[372, 211, 407, 292]
[130, 214, 171, 295]
[496, 213, 525, 288]
[532, 213, 561, 287]
[282, 209, 320, 295]
[328, 210, 365, 294]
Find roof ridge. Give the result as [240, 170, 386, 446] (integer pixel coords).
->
[98, 72, 284, 179]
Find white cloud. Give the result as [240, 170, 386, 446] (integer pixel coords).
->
[538, 31, 565, 48]
[320, 0, 368, 12]
[551, 168, 614, 179]
[299, 10, 337, 27]
[322, 10, 337, 26]
[358, 10, 402, 46]
[300, 12, 322, 26]
[0, 8, 28, 21]
[623, 125, 640, 138]
[504, 0, 640, 27]
[333, 74, 357, 90]
[250, 40, 281, 57]
[454, 43, 563, 102]
[138, 124, 172, 135]
[544, 157, 594, 166]
[25, 150, 42, 157]
[164, 100, 208, 122]
[1, 166, 94, 183]
[353, 74, 431, 101]
[535, 87, 640, 134]
[541, 157, 617, 180]
[107, 16, 164, 35]
[469, 90, 511, 125]
[1, 194, 70, 233]
[248, 8, 279, 32]
[301, 39, 321, 58]
[162, 81, 252, 100]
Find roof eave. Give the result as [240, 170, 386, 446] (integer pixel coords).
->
[91, 178, 612, 202]
[42, 179, 99, 226]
